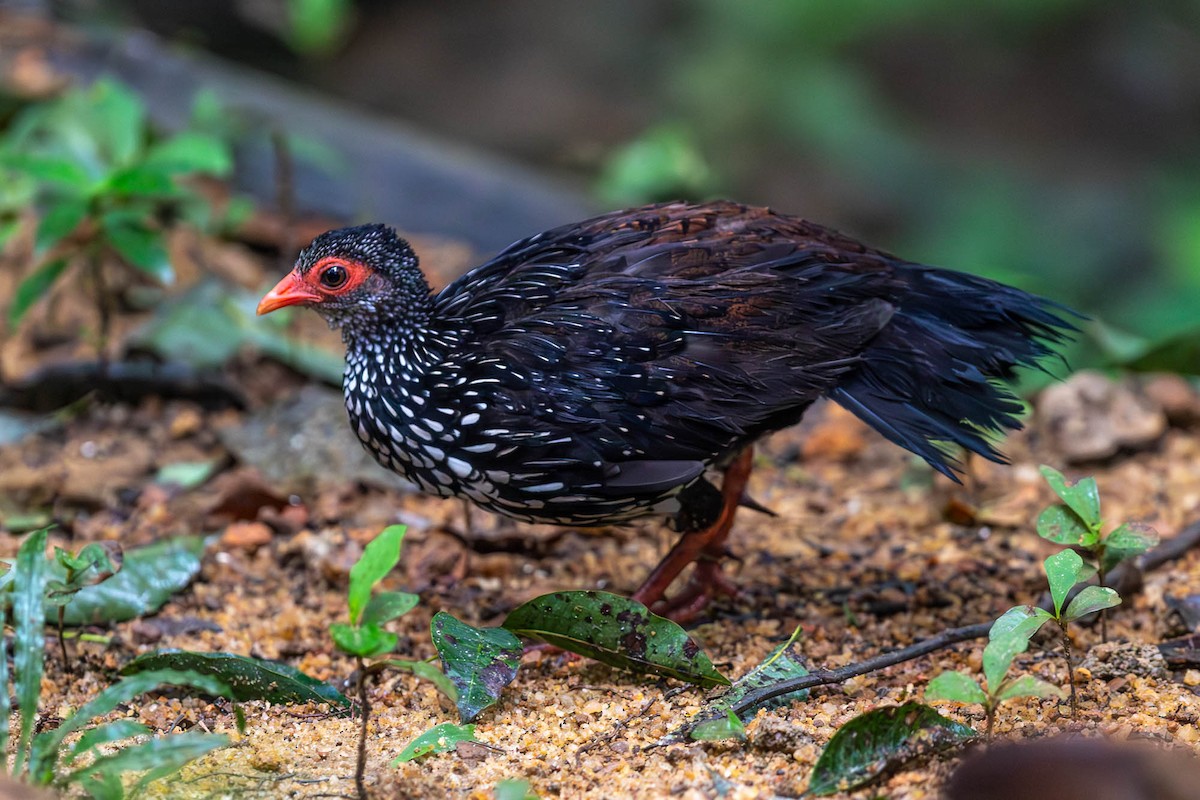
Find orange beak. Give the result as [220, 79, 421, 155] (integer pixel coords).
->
[257, 272, 321, 315]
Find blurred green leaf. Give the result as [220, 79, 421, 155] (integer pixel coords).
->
[925, 671, 987, 706]
[285, 0, 354, 55]
[54, 536, 204, 626]
[392, 722, 477, 764]
[35, 198, 88, 256]
[69, 729, 229, 798]
[982, 626, 1034, 693]
[690, 709, 747, 742]
[99, 211, 172, 283]
[64, 719, 151, 765]
[8, 153, 92, 189]
[105, 164, 178, 197]
[86, 79, 145, 168]
[9, 258, 67, 327]
[28, 668, 232, 785]
[144, 132, 233, 177]
[155, 459, 221, 490]
[596, 124, 717, 206]
[494, 779, 539, 800]
[996, 674, 1065, 703]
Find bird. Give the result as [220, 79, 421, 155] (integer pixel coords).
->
[257, 200, 1073, 620]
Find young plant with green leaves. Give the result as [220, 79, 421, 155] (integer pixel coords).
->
[1037, 465, 1158, 640]
[2, 78, 234, 334]
[329, 524, 419, 800]
[0, 528, 235, 798]
[995, 549, 1121, 716]
[926, 613, 1065, 739]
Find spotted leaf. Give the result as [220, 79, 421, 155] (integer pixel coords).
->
[502, 590, 728, 688]
[431, 612, 521, 722]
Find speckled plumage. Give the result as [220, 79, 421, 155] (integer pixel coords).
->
[283, 201, 1072, 537]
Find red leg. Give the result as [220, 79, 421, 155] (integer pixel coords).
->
[632, 448, 754, 620]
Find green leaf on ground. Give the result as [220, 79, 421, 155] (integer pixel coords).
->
[503, 590, 729, 688]
[493, 779, 539, 800]
[925, 671, 987, 706]
[121, 650, 349, 708]
[384, 659, 458, 703]
[392, 722, 477, 764]
[348, 524, 407, 624]
[28, 668, 233, 785]
[64, 720, 152, 764]
[689, 709, 747, 742]
[53, 536, 205, 626]
[665, 625, 809, 743]
[154, 459, 221, 490]
[12, 527, 49, 776]
[431, 612, 522, 722]
[995, 674, 1065, 703]
[806, 702, 976, 796]
[68, 729, 230, 799]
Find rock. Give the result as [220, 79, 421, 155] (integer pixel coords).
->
[220, 520, 274, 551]
[1078, 641, 1170, 681]
[1142, 373, 1200, 426]
[1037, 371, 1167, 462]
[217, 385, 410, 496]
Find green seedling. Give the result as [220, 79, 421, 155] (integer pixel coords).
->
[0, 536, 122, 671]
[926, 613, 1065, 739]
[1037, 465, 1158, 640]
[328, 524, 419, 800]
[2, 78, 234, 338]
[995, 550, 1121, 717]
[0, 528, 234, 797]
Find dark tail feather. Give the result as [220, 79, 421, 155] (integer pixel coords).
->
[828, 266, 1076, 481]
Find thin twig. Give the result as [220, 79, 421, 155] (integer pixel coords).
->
[354, 656, 369, 800]
[729, 622, 994, 716]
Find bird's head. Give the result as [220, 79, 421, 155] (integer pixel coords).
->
[257, 223, 430, 330]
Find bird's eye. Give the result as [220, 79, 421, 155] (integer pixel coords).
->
[319, 264, 348, 289]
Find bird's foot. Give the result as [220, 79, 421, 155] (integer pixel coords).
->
[645, 559, 743, 624]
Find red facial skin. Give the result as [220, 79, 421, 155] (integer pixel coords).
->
[256, 257, 370, 315]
